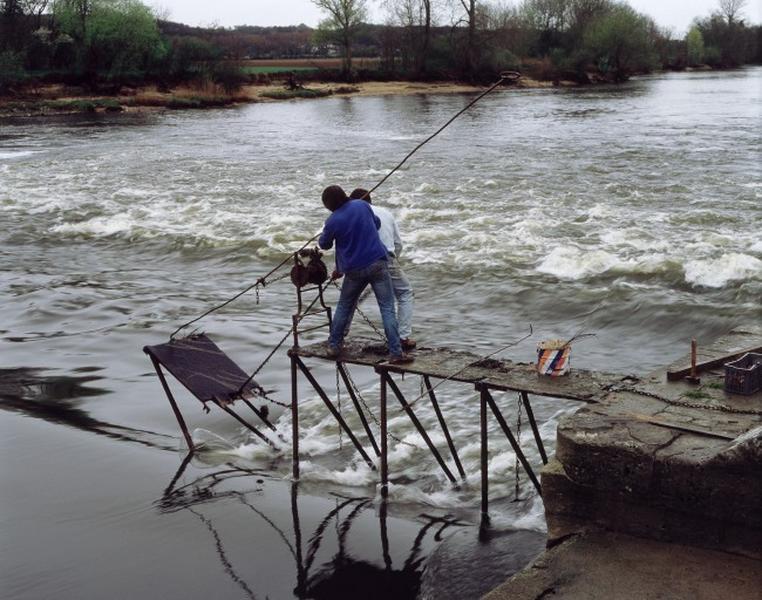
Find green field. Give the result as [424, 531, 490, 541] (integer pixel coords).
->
[242, 66, 320, 74]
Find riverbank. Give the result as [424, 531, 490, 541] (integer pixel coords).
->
[0, 76, 564, 118]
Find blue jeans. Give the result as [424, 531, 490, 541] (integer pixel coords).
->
[389, 256, 414, 339]
[329, 259, 402, 356]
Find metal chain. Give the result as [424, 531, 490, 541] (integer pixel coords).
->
[260, 394, 291, 409]
[342, 363, 417, 448]
[329, 280, 386, 342]
[355, 304, 387, 342]
[614, 385, 762, 416]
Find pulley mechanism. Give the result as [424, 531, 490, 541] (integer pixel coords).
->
[290, 247, 328, 288]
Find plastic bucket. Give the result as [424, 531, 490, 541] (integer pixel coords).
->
[537, 339, 571, 377]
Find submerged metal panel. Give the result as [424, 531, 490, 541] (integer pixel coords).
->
[144, 334, 259, 404]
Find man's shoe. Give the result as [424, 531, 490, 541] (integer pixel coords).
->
[326, 345, 341, 359]
[388, 353, 414, 365]
[401, 338, 416, 350]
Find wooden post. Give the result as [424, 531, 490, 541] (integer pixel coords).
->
[686, 339, 701, 384]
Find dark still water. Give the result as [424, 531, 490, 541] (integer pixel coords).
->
[1, 68, 760, 599]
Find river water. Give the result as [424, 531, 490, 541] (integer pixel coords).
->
[1, 68, 760, 599]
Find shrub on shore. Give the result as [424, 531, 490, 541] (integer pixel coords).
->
[0, 51, 26, 94]
[43, 98, 123, 113]
[260, 88, 333, 100]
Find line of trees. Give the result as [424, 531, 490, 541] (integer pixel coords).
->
[311, 0, 761, 81]
[0, 0, 249, 92]
[2, 0, 761, 94]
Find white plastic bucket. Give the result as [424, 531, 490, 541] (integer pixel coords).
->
[537, 339, 571, 377]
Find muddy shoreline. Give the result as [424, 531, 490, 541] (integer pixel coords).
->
[0, 77, 567, 118]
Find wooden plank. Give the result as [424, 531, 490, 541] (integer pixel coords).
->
[628, 413, 735, 440]
[666, 345, 762, 381]
[294, 338, 621, 403]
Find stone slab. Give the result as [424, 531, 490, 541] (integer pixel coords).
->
[482, 530, 762, 600]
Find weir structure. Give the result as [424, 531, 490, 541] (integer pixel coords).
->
[144, 265, 761, 545]
[286, 280, 623, 518]
[288, 338, 620, 515]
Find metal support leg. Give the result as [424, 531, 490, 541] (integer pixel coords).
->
[381, 372, 388, 498]
[423, 374, 466, 480]
[293, 356, 376, 471]
[383, 371, 457, 484]
[480, 386, 489, 519]
[337, 362, 381, 457]
[380, 499, 392, 570]
[150, 356, 194, 452]
[291, 353, 299, 480]
[484, 388, 542, 496]
[239, 396, 277, 432]
[215, 401, 277, 450]
[291, 482, 305, 597]
[521, 391, 547, 465]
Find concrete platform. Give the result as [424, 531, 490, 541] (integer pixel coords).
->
[484, 326, 762, 598]
[483, 530, 762, 600]
[545, 327, 762, 558]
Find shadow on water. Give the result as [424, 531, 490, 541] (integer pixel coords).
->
[158, 457, 469, 600]
[0, 367, 176, 450]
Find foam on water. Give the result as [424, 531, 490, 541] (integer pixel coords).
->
[0, 150, 36, 159]
[684, 253, 762, 288]
[3, 70, 761, 540]
[537, 246, 622, 279]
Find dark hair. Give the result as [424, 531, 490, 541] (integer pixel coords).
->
[322, 185, 348, 212]
[349, 188, 372, 203]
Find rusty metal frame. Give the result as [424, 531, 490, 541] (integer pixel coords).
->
[292, 252, 332, 349]
[521, 390, 548, 465]
[148, 354, 277, 453]
[337, 362, 381, 457]
[286, 342, 553, 521]
[379, 368, 458, 484]
[290, 353, 376, 471]
[422, 374, 467, 480]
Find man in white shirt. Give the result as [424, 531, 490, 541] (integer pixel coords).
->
[349, 188, 415, 349]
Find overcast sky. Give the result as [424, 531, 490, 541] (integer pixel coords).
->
[146, 0, 761, 37]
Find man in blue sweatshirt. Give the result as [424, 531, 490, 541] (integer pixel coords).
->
[318, 185, 412, 364]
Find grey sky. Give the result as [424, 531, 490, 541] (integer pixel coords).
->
[146, 0, 761, 36]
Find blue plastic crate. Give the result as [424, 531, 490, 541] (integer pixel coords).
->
[724, 352, 762, 395]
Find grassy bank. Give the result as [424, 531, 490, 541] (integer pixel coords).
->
[0, 70, 576, 118]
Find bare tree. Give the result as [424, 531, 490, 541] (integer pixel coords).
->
[718, 0, 747, 25]
[457, 0, 478, 77]
[20, 0, 49, 27]
[312, 0, 368, 76]
[385, 0, 433, 74]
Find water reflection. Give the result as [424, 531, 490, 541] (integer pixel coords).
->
[0, 367, 175, 450]
[159, 458, 465, 600]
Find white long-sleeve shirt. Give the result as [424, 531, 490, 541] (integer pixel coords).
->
[371, 205, 403, 257]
